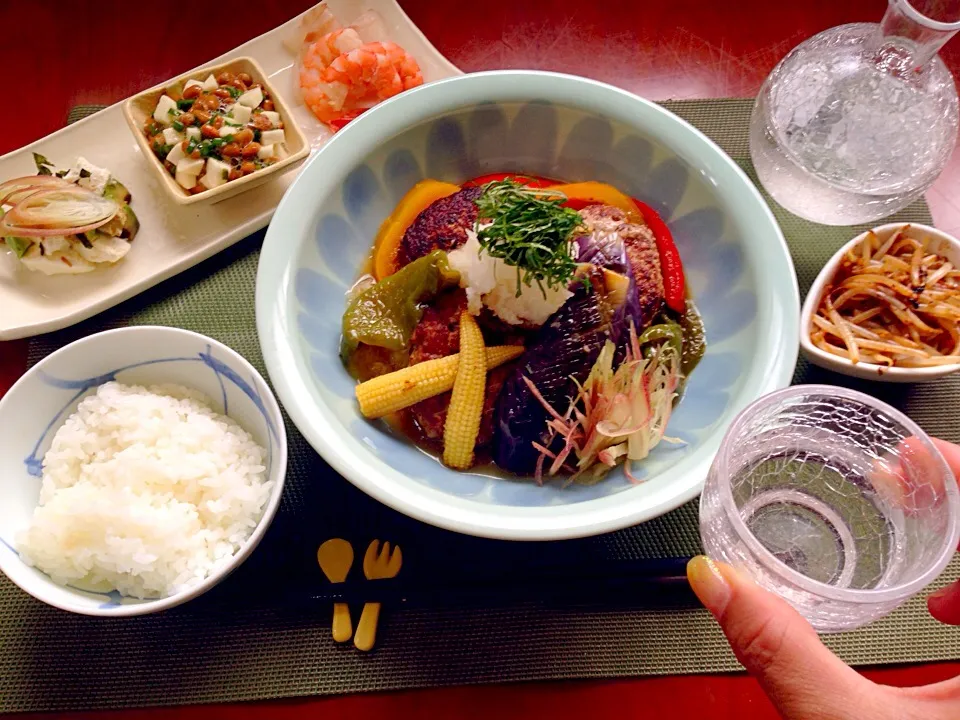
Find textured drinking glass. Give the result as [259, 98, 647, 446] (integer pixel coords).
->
[750, 0, 960, 225]
[700, 385, 960, 632]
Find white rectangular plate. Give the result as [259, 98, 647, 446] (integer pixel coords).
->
[0, 0, 461, 340]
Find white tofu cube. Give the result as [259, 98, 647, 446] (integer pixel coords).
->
[186, 126, 201, 141]
[260, 129, 285, 146]
[162, 127, 183, 145]
[175, 168, 199, 190]
[153, 95, 178, 125]
[219, 124, 242, 138]
[166, 143, 186, 165]
[202, 74, 218, 91]
[200, 158, 231, 189]
[229, 104, 252, 125]
[257, 144, 275, 160]
[262, 111, 281, 127]
[275, 144, 288, 160]
[177, 157, 205, 175]
[237, 86, 263, 108]
[184, 78, 204, 91]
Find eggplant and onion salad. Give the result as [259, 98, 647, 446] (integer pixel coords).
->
[0, 154, 139, 275]
[342, 175, 704, 484]
[143, 71, 289, 193]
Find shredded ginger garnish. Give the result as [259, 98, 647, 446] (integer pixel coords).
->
[526, 324, 683, 485]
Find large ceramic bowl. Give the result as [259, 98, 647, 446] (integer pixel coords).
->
[0, 326, 287, 615]
[256, 70, 799, 540]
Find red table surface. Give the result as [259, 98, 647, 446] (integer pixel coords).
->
[3, 1, 960, 718]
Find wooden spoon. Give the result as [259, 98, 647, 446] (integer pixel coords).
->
[317, 538, 354, 643]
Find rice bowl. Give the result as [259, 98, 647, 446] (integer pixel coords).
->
[0, 325, 287, 616]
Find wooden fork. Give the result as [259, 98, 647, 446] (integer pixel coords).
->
[354, 539, 402, 651]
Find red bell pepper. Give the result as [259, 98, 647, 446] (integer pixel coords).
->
[632, 199, 686, 313]
[462, 173, 558, 188]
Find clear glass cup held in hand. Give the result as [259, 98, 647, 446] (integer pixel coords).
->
[750, 0, 960, 225]
[699, 385, 960, 632]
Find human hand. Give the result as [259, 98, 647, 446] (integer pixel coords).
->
[686, 437, 960, 720]
[925, 438, 960, 624]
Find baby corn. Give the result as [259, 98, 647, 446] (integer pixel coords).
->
[356, 344, 522, 418]
[443, 312, 487, 470]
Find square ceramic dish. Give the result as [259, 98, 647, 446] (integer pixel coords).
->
[122, 56, 309, 206]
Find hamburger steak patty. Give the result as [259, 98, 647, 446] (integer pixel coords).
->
[396, 187, 483, 267]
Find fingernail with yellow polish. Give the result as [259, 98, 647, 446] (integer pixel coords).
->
[687, 555, 732, 616]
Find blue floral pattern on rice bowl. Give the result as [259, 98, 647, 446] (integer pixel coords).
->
[258, 71, 798, 539]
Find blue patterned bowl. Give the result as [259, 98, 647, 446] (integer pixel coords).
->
[257, 71, 799, 540]
[0, 326, 287, 615]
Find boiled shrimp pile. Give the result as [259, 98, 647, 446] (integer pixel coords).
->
[293, 5, 423, 130]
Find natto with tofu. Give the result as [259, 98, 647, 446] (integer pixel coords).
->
[143, 70, 288, 193]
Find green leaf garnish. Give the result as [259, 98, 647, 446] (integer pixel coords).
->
[4, 236, 32, 259]
[474, 179, 582, 296]
[33, 152, 55, 175]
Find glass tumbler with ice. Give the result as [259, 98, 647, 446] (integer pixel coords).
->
[699, 385, 960, 632]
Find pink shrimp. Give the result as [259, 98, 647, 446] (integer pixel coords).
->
[306, 28, 365, 68]
[283, 1, 340, 57]
[299, 32, 424, 129]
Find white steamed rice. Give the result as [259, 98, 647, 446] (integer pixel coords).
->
[16, 381, 272, 599]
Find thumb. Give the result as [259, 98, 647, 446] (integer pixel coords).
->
[928, 579, 960, 625]
[687, 556, 880, 720]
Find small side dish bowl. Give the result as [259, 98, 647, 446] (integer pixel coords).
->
[0, 326, 287, 616]
[123, 56, 309, 206]
[800, 222, 960, 383]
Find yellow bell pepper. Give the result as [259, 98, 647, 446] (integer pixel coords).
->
[546, 181, 644, 223]
[373, 180, 461, 280]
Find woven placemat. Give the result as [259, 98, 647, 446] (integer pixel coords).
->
[2, 99, 959, 713]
